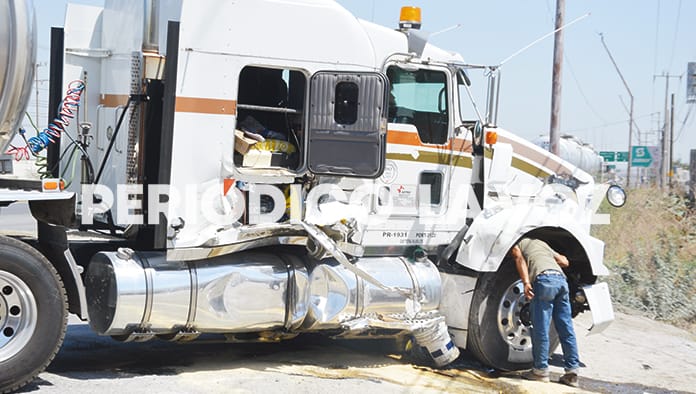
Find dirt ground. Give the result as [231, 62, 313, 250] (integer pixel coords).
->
[15, 310, 695, 394]
[500, 311, 696, 393]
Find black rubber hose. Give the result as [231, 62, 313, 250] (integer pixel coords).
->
[94, 97, 132, 184]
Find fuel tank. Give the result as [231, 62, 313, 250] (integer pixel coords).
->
[86, 250, 310, 336]
[85, 249, 443, 339]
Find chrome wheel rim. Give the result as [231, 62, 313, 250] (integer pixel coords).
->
[496, 279, 533, 352]
[0, 270, 38, 362]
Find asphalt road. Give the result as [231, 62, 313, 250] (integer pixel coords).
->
[19, 316, 514, 394]
[10, 312, 695, 394]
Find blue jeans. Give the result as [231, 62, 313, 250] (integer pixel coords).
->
[530, 273, 580, 374]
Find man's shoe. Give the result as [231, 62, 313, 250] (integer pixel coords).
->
[521, 370, 550, 383]
[559, 372, 579, 387]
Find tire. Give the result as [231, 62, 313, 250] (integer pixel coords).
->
[0, 235, 68, 393]
[467, 259, 559, 371]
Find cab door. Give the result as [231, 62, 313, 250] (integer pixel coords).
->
[376, 64, 454, 217]
[307, 71, 389, 178]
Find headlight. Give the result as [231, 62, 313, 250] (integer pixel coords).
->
[606, 185, 626, 207]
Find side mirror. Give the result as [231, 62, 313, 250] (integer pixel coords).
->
[606, 185, 626, 207]
[473, 120, 484, 146]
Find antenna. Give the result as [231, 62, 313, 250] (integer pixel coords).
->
[431, 24, 462, 38]
[497, 12, 590, 67]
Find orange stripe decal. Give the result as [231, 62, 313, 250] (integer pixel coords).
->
[386, 129, 472, 153]
[99, 94, 129, 107]
[386, 129, 551, 177]
[175, 97, 237, 115]
[387, 129, 423, 146]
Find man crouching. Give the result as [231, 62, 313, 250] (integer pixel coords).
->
[511, 237, 580, 388]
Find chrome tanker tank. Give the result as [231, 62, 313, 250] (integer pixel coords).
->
[0, 0, 36, 154]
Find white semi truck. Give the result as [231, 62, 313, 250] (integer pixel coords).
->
[0, 1, 624, 391]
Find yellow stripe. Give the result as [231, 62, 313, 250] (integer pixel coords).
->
[386, 148, 550, 178]
[386, 152, 468, 167]
[512, 157, 551, 178]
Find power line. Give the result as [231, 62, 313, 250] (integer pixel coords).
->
[562, 112, 656, 134]
[599, 32, 636, 186]
[619, 95, 642, 138]
[674, 104, 693, 142]
[650, 0, 661, 112]
[667, 0, 682, 72]
[543, 0, 606, 123]
[566, 55, 607, 123]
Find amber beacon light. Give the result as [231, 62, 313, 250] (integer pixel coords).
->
[399, 6, 421, 30]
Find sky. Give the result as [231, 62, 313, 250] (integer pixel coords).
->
[28, 0, 696, 163]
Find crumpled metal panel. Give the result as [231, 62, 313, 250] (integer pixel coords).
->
[304, 256, 441, 330]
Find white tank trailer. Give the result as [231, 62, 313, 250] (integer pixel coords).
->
[534, 135, 603, 176]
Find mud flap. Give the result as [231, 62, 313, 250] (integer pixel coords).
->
[582, 282, 615, 335]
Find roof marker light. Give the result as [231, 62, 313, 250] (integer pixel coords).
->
[399, 6, 421, 30]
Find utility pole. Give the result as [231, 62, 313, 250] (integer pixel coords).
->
[690, 149, 696, 199]
[654, 73, 681, 190]
[549, 0, 564, 156]
[669, 93, 675, 187]
[599, 34, 634, 188]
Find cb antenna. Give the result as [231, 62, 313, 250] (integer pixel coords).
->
[497, 12, 590, 67]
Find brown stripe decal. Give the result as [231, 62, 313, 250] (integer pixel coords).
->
[175, 97, 237, 115]
[99, 94, 129, 107]
[497, 135, 570, 176]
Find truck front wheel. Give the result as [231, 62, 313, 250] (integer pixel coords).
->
[467, 260, 559, 371]
[0, 235, 67, 393]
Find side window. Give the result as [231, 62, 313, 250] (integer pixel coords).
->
[387, 66, 449, 145]
[236, 66, 306, 170]
[419, 172, 443, 205]
[334, 81, 359, 125]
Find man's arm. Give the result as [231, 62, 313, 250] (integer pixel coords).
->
[554, 253, 569, 268]
[511, 245, 534, 300]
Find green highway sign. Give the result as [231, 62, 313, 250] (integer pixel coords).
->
[599, 151, 616, 162]
[631, 146, 653, 167]
[600, 151, 628, 162]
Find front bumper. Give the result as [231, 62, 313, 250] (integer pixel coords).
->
[582, 282, 615, 334]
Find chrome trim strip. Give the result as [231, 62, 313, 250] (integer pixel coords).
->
[169, 235, 307, 261]
[63, 249, 89, 321]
